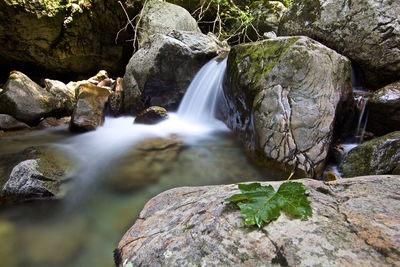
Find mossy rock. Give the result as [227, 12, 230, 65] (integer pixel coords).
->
[223, 36, 352, 178]
[1, 146, 76, 202]
[368, 81, 400, 136]
[339, 131, 400, 177]
[134, 106, 169, 125]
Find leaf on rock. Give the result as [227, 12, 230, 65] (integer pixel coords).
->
[226, 182, 312, 228]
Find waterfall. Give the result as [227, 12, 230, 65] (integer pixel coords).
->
[351, 63, 371, 143]
[57, 56, 229, 203]
[178, 57, 227, 123]
[354, 95, 369, 143]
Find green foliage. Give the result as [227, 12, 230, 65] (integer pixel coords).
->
[226, 182, 312, 228]
[192, 0, 290, 44]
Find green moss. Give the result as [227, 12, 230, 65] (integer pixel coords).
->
[233, 37, 299, 90]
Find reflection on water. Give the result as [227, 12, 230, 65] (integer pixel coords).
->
[0, 118, 285, 267]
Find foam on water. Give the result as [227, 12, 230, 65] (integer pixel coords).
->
[57, 57, 229, 195]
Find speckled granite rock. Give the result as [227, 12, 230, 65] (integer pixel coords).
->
[222, 36, 352, 178]
[115, 175, 400, 266]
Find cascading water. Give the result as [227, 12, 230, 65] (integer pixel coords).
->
[178, 58, 227, 122]
[58, 56, 229, 201]
[351, 63, 371, 144]
[0, 56, 281, 267]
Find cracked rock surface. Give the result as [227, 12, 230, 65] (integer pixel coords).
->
[279, 0, 400, 88]
[222, 36, 352, 178]
[115, 175, 400, 267]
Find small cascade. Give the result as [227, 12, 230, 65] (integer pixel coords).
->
[178, 57, 227, 123]
[351, 63, 371, 144]
[354, 94, 369, 143]
[57, 56, 229, 203]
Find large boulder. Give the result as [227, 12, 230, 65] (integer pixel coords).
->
[340, 131, 400, 177]
[368, 81, 400, 136]
[123, 0, 223, 113]
[0, 0, 136, 77]
[222, 36, 352, 178]
[137, 0, 200, 46]
[1, 146, 75, 201]
[0, 71, 63, 125]
[279, 0, 400, 89]
[115, 175, 400, 266]
[69, 83, 111, 132]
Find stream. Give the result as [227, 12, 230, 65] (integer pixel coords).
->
[0, 58, 286, 266]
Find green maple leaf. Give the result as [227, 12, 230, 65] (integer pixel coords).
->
[226, 182, 312, 228]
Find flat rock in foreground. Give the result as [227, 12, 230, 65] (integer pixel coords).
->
[116, 176, 400, 266]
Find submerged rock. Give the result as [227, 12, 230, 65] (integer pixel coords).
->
[109, 137, 183, 192]
[123, 0, 223, 113]
[222, 36, 352, 178]
[0, 114, 30, 131]
[368, 81, 400, 136]
[69, 83, 111, 132]
[1, 146, 75, 201]
[134, 106, 168, 125]
[340, 131, 400, 177]
[115, 176, 400, 266]
[279, 0, 400, 88]
[0, 71, 61, 125]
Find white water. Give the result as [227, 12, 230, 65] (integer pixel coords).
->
[178, 58, 227, 122]
[58, 57, 228, 198]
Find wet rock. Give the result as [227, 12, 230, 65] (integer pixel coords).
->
[37, 117, 70, 129]
[134, 106, 168, 125]
[115, 176, 400, 266]
[279, 0, 400, 88]
[368, 81, 400, 136]
[0, 114, 30, 131]
[137, 0, 200, 46]
[43, 79, 75, 115]
[1, 146, 75, 201]
[340, 131, 400, 177]
[0, 1, 136, 77]
[108, 77, 124, 116]
[109, 137, 183, 192]
[123, 1, 222, 113]
[69, 83, 111, 132]
[222, 36, 352, 178]
[0, 71, 61, 125]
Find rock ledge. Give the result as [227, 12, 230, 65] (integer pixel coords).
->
[116, 176, 400, 266]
